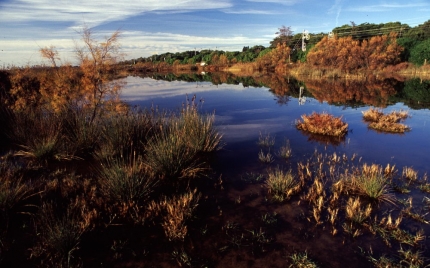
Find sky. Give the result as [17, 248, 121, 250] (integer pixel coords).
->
[0, 0, 429, 67]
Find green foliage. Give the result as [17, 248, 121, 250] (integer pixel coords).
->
[396, 37, 418, 62]
[401, 78, 430, 105]
[410, 38, 430, 66]
[99, 155, 156, 205]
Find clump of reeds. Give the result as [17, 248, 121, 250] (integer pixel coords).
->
[257, 132, 275, 147]
[278, 139, 292, 159]
[12, 108, 72, 163]
[0, 156, 39, 223]
[402, 166, 418, 181]
[144, 125, 206, 181]
[335, 164, 395, 205]
[258, 149, 274, 163]
[345, 197, 372, 224]
[289, 251, 319, 268]
[98, 153, 156, 206]
[31, 200, 95, 267]
[147, 189, 201, 241]
[362, 108, 410, 133]
[265, 168, 300, 202]
[179, 95, 223, 152]
[296, 112, 348, 137]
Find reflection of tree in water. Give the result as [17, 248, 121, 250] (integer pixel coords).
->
[302, 77, 400, 107]
[394, 78, 430, 109]
[136, 72, 430, 110]
[298, 130, 347, 147]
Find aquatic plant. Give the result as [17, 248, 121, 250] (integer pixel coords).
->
[289, 251, 319, 268]
[362, 108, 410, 133]
[265, 168, 300, 202]
[296, 112, 348, 137]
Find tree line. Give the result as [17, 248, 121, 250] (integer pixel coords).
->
[121, 19, 430, 69]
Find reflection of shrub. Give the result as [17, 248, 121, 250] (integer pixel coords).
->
[296, 112, 348, 137]
[362, 108, 410, 133]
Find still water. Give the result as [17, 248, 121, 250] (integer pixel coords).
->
[120, 74, 430, 177]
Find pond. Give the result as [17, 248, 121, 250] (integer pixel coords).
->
[120, 74, 430, 178]
[119, 73, 430, 267]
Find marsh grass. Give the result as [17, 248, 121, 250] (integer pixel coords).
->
[345, 197, 372, 224]
[362, 108, 410, 133]
[258, 149, 275, 163]
[63, 106, 102, 157]
[12, 109, 74, 162]
[179, 95, 223, 152]
[289, 252, 319, 268]
[402, 166, 418, 181]
[98, 153, 156, 206]
[32, 201, 94, 267]
[257, 132, 275, 147]
[296, 112, 348, 137]
[278, 139, 292, 159]
[337, 164, 395, 205]
[97, 110, 152, 159]
[266, 168, 300, 202]
[148, 189, 201, 241]
[145, 125, 206, 182]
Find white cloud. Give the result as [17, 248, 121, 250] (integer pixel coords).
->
[223, 9, 278, 14]
[346, 2, 429, 12]
[0, 29, 270, 66]
[0, 0, 232, 28]
[246, 0, 297, 5]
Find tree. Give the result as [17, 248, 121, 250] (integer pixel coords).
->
[75, 27, 123, 122]
[40, 46, 60, 67]
[410, 38, 430, 66]
[270, 25, 293, 48]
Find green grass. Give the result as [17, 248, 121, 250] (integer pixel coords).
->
[98, 154, 156, 205]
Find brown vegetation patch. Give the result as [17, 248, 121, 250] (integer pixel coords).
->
[296, 112, 348, 137]
[362, 108, 410, 133]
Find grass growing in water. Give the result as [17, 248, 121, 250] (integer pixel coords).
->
[336, 164, 396, 205]
[265, 168, 300, 202]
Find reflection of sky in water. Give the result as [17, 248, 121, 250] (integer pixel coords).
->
[120, 76, 430, 176]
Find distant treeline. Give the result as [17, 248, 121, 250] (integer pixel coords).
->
[121, 20, 430, 68]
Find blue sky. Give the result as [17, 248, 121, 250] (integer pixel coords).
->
[0, 0, 429, 67]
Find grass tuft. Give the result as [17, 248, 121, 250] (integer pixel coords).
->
[266, 168, 300, 202]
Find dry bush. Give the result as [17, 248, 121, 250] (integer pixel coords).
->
[296, 112, 348, 137]
[362, 107, 384, 122]
[362, 108, 410, 133]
